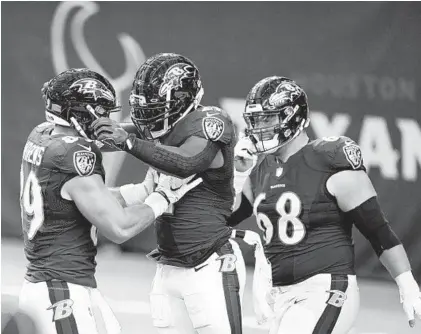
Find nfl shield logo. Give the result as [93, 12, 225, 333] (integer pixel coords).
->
[202, 116, 225, 141]
[73, 151, 96, 176]
[343, 143, 363, 169]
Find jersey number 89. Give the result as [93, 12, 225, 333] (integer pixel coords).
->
[254, 191, 305, 245]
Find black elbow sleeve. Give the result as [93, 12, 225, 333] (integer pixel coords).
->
[127, 137, 219, 178]
[345, 196, 401, 256]
[227, 194, 253, 227]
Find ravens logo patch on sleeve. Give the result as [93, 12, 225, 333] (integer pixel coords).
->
[73, 150, 96, 176]
[202, 116, 225, 141]
[342, 143, 363, 169]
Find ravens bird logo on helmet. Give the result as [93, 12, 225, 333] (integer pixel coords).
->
[243, 76, 310, 153]
[129, 53, 204, 140]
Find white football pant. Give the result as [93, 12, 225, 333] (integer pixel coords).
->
[150, 239, 246, 334]
[269, 274, 359, 334]
[18, 279, 121, 334]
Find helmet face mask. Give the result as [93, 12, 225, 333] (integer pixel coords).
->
[45, 68, 120, 139]
[130, 53, 204, 140]
[243, 77, 309, 154]
[130, 93, 194, 140]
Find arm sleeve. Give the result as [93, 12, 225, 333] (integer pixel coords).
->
[126, 135, 220, 178]
[227, 193, 253, 227]
[344, 196, 401, 256]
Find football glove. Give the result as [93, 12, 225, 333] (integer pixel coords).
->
[232, 230, 263, 248]
[234, 136, 258, 171]
[395, 271, 421, 327]
[234, 136, 258, 193]
[144, 174, 203, 218]
[251, 233, 274, 325]
[231, 229, 273, 324]
[119, 168, 158, 206]
[91, 118, 129, 149]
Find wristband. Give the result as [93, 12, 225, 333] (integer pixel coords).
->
[144, 192, 169, 218]
[234, 169, 253, 194]
[119, 183, 148, 206]
[395, 271, 419, 296]
[125, 133, 137, 151]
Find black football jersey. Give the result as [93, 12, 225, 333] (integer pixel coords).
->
[250, 136, 366, 286]
[150, 106, 236, 267]
[20, 122, 105, 288]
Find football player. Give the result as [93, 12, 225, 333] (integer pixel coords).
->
[91, 53, 248, 334]
[19, 68, 202, 334]
[230, 76, 421, 333]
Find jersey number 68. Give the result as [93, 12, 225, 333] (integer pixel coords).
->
[254, 192, 306, 245]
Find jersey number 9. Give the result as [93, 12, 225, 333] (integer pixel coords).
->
[254, 191, 306, 245]
[20, 169, 44, 240]
[20, 166, 98, 245]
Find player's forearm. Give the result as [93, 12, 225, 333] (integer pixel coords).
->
[125, 135, 218, 178]
[379, 244, 412, 279]
[109, 187, 128, 207]
[380, 244, 420, 301]
[109, 182, 152, 208]
[227, 193, 253, 227]
[93, 203, 153, 244]
[113, 191, 172, 243]
[112, 204, 157, 243]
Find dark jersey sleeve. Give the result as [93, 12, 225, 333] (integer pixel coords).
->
[195, 106, 235, 144]
[310, 136, 366, 173]
[49, 137, 105, 181]
[331, 136, 366, 172]
[167, 106, 235, 145]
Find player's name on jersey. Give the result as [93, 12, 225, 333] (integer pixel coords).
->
[22, 141, 45, 166]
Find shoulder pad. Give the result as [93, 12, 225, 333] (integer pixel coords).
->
[48, 136, 104, 177]
[168, 107, 234, 145]
[28, 122, 53, 139]
[36, 122, 53, 131]
[309, 136, 365, 172]
[198, 106, 234, 144]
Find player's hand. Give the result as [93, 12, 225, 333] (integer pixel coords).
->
[251, 231, 274, 325]
[155, 174, 203, 204]
[91, 118, 129, 147]
[401, 292, 421, 327]
[144, 174, 202, 218]
[234, 136, 257, 173]
[243, 230, 263, 249]
[396, 271, 421, 327]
